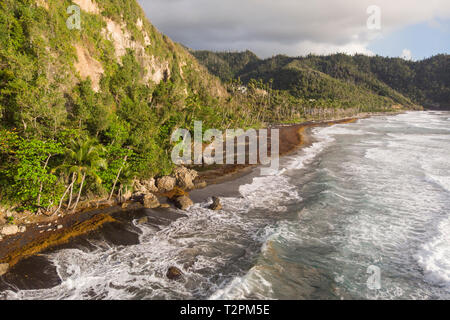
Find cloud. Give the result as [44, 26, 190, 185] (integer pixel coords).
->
[401, 49, 413, 60]
[137, 0, 450, 58]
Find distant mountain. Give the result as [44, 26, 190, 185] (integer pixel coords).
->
[193, 51, 449, 109]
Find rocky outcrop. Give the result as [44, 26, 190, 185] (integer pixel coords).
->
[209, 197, 223, 211]
[142, 193, 160, 209]
[174, 166, 198, 190]
[157, 176, 176, 193]
[166, 266, 183, 280]
[133, 178, 158, 195]
[173, 195, 194, 211]
[1, 224, 19, 236]
[0, 263, 9, 277]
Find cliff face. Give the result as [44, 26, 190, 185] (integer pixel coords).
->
[0, 0, 227, 136]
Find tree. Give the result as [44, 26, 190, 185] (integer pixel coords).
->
[62, 138, 107, 213]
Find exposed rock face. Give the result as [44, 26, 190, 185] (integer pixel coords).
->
[72, 0, 100, 14]
[209, 197, 223, 211]
[174, 195, 193, 211]
[142, 193, 160, 209]
[0, 263, 9, 277]
[74, 44, 104, 92]
[166, 267, 183, 281]
[157, 176, 176, 193]
[1, 225, 19, 236]
[174, 167, 198, 190]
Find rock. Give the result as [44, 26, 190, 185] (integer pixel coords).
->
[160, 204, 171, 209]
[57, 225, 63, 230]
[0, 263, 9, 277]
[174, 195, 194, 211]
[209, 197, 223, 211]
[122, 189, 133, 201]
[134, 178, 158, 194]
[157, 176, 176, 193]
[137, 217, 148, 225]
[18, 226, 26, 233]
[166, 266, 183, 281]
[1, 225, 19, 236]
[142, 178, 158, 193]
[174, 166, 198, 190]
[142, 193, 160, 209]
[194, 180, 207, 189]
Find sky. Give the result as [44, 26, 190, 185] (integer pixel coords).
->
[137, 0, 450, 60]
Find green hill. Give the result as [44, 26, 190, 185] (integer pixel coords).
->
[0, 0, 444, 213]
[193, 51, 449, 109]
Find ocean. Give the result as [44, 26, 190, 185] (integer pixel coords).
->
[1, 111, 449, 300]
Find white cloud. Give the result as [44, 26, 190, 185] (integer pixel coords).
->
[401, 49, 413, 60]
[138, 0, 450, 58]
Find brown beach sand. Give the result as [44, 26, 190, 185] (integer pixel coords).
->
[0, 112, 393, 276]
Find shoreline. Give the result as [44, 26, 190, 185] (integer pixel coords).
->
[0, 111, 402, 276]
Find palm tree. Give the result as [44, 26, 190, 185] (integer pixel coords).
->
[53, 138, 107, 214]
[67, 138, 107, 213]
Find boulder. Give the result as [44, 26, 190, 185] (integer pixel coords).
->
[157, 176, 176, 193]
[18, 226, 26, 233]
[174, 195, 194, 211]
[209, 197, 223, 211]
[142, 178, 158, 193]
[194, 180, 207, 189]
[166, 266, 183, 281]
[1, 224, 19, 236]
[122, 189, 133, 201]
[0, 263, 9, 277]
[142, 193, 160, 209]
[133, 179, 145, 192]
[137, 216, 148, 225]
[174, 167, 198, 190]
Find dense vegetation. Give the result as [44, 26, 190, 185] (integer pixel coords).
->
[0, 0, 438, 215]
[193, 51, 449, 109]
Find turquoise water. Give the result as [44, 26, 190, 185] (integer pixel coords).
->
[2, 111, 450, 300]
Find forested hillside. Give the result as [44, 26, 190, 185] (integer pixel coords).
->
[0, 0, 237, 213]
[193, 51, 449, 109]
[0, 0, 425, 215]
